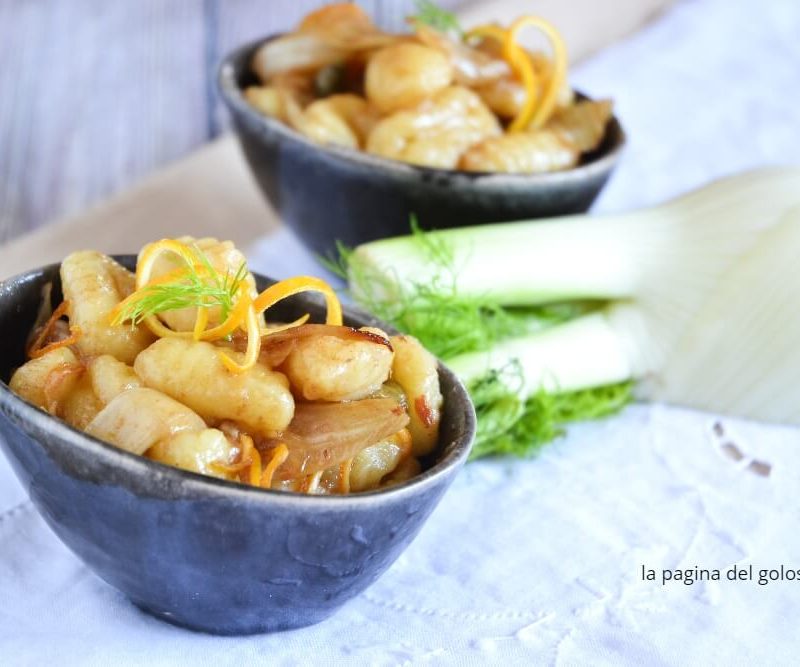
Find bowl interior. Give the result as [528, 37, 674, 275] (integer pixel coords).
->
[220, 37, 626, 179]
[0, 258, 476, 501]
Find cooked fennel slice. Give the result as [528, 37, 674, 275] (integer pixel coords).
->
[651, 206, 800, 424]
[350, 167, 800, 307]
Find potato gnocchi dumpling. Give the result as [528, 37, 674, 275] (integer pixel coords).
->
[244, 3, 613, 172]
[9, 237, 443, 495]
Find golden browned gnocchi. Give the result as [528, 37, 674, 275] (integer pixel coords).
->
[60, 251, 155, 363]
[134, 337, 295, 434]
[366, 86, 501, 169]
[365, 43, 454, 114]
[61, 375, 105, 430]
[9, 347, 81, 413]
[279, 328, 393, 401]
[88, 355, 142, 405]
[146, 429, 238, 481]
[244, 4, 613, 174]
[390, 335, 443, 456]
[10, 237, 443, 494]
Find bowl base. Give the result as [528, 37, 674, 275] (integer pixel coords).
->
[133, 599, 335, 636]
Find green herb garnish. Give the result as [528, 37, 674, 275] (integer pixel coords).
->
[411, 0, 463, 37]
[112, 246, 247, 328]
[468, 362, 632, 460]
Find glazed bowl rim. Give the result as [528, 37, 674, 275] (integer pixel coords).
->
[217, 36, 626, 187]
[0, 261, 476, 509]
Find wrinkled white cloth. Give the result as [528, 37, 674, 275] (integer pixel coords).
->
[2, 0, 800, 663]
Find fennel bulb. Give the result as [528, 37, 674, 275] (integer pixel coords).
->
[344, 168, 800, 452]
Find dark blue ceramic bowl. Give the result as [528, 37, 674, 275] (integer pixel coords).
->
[218, 37, 626, 256]
[0, 258, 476, 635]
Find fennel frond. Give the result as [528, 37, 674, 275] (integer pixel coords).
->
[112, 247, 247, 328]
[411, 0, 463, 37]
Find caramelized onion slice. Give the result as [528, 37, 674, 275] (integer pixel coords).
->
[264, 323, 390, 346]
[252, 5, 398, 82]
[252, 34, 348, 82]
[263, 398, 409, 480]
[298, 3, 399, 51]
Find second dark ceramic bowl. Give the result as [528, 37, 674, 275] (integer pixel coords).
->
[218, 38, 626, 256]
[0, 258, 476, 635]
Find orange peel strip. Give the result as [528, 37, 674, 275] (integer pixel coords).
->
[27, 300, 73, 358]
[197, 284, 252, 341]
[218, 304, 262, 374]
[466, 23, 540, 132]
[253, 276, 343, 326]
[233, 434, 262, 487]
[504, 16, 568, 131]
[131, 240, 216, 339]
[261, 313, 311, 336]
[135, 239, 200, 290]
[248, 448, 262, 487]
[29, 327, 82, 359]
[260, 444, 289, 488]
[192, 304, 209, 341]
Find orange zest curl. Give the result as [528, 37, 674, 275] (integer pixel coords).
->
[135, 239, 202, 289]
[212, 438, 288, 490]
[469, 16, 568, 131]
[197, 283, 252, 341]
[253, 276, 343, 326]
[112, 238, 343, 375]
[223, 432, 263, 486]
[27, 301, 82, 359]
[218, 302, 262, 373]
[261, 444, 289, 488]
[262, 313, 311, 335]
[192, 306, 209, 341]
[124, 240, 223, 339]
[504, 16, 567, 131]
[239, 434, 263, 487]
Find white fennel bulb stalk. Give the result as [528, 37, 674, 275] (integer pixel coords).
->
[352, 168, 800, 306]
[351, 168, 800, 424]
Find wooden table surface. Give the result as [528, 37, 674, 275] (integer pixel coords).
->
[0, 0, 462, 243]
[0, 0, 669, 244]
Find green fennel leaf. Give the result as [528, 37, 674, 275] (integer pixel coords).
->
[411, 0, 463, 37]
[468, 363, 633, 460]
[113, 245, 247, 328]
